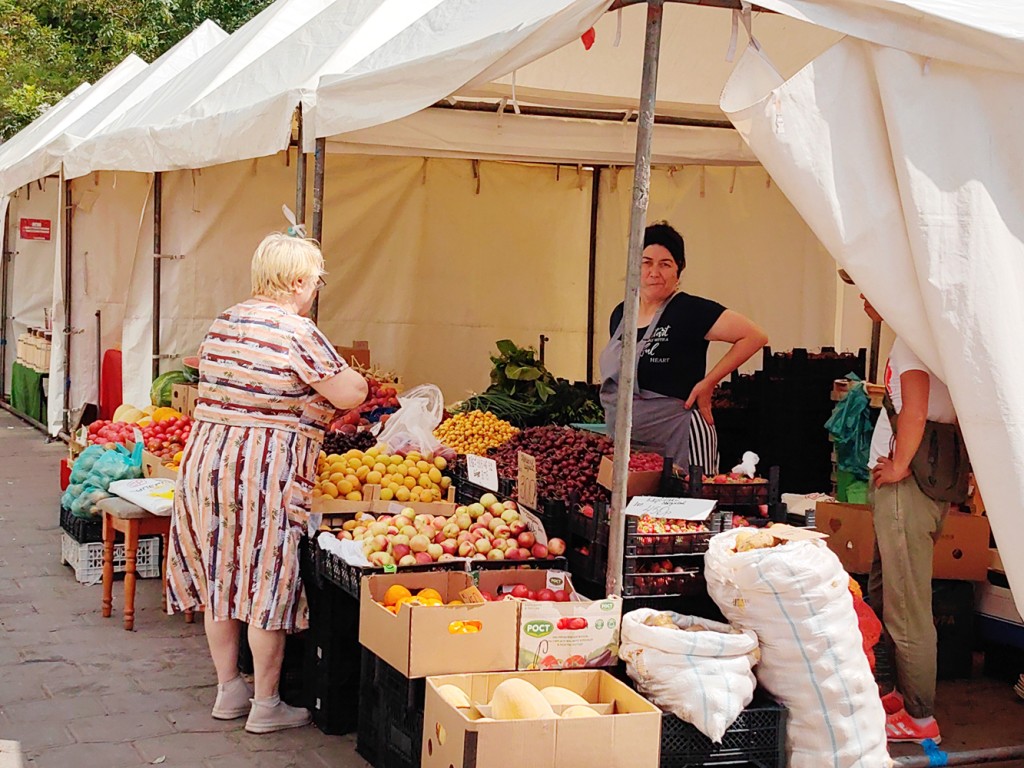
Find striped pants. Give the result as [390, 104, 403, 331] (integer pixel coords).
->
[689, 410, 719, 475]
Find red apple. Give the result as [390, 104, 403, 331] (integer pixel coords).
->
[414, 552, 434, 565]
[505, 548, 523, 561]
[518, 548, 532, 560]
[526, 590, 537, 601]
[532, 543, 548, 560]
[553, 590, 570, 603]
[546, 538, 566, 556]
[511, 584, 530, 599]
[509, 521, 528, 537]
[517, 531, 536, 549]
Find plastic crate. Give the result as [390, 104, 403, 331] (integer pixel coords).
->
[469, 556, 567, 574]
[568, 501, 610, 546]
[359, 651, 426, 768]
[306, 572, 363, 735]
[60, 531, 161, 585]
[314, 536, 465, 599]
[238, 631, 308, 708]
[659, 691, 787, 768]
[567, 539, 607, 584]
[624, 515, 720, 557]
[621, 567, 706, 599]
[60, 505, 107, 544]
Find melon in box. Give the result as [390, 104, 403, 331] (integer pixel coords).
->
[476, 570, 621, 670]
[421, 670, 660, 768]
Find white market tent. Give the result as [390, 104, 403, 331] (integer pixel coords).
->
[0, 23, 227, 429]
[4, 0, 1021, 612]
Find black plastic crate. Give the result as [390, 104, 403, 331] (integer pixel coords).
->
[567, 539, 607, 584]
[933, 580, 975, 680]
[236, 631, 308, 709]
[315, 535, 466, 599]
[469, 556, 568, 574]
[359, 651, 426, 768]
[621, 593, 725, 623]
[659, 691, 787, 768]
[761, 346, 866, 381]
[60, 505, 110, 544]
[568, 500, 610, 546]
[625, 516, 718, 557]
[621, 567, 706, 599]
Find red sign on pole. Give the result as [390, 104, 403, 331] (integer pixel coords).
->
[19, 218, 51, 241]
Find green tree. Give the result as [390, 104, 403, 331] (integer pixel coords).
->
[0, 0, 273, 141]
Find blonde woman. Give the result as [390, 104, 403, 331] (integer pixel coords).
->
[167, 233, 367, 733]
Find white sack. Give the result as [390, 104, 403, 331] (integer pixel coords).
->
[704, 530, 888, 768]
[619, 608, 758, 743]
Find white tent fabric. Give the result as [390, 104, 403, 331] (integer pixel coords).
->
[0, 23, 226, 199]
[0, 84, 92, 174]
[721, 1, 1024, 611]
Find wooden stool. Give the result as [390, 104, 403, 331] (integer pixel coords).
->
[98, 497, 194, 631]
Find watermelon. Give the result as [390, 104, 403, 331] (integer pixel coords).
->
[151, 370, 188, 407]
[183, 356, 200, 383]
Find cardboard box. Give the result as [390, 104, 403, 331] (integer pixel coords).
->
[359, 571, 518, 678]
[141, 448, 179, 481]
[816, 502, 992, 581]
[421, 670, 661, 768]
[335, 340, 370, 369]
[171, 383, 199, 418]
[476, 570, 621, 670]
[596, 455, 661, 497]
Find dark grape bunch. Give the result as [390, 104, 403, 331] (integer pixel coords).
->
[322, 429, 376, 456]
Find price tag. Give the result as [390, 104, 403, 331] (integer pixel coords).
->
[466, 454, 499, 492]
[519, 507, 548, 546]
[624, 496, 717, 521]
[517, 452, 538, 510]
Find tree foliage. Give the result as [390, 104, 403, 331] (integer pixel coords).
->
[0, 0, 273, 140]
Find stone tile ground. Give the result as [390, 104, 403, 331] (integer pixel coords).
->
[1, 409, 1022, 766]
[0, 413, 367, 767]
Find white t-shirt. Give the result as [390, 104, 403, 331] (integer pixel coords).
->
[868, 339, 956, 468]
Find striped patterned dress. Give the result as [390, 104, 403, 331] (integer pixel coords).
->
[166, 300, 347, 631]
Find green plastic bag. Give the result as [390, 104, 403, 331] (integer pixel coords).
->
[825, 375, 874, 482]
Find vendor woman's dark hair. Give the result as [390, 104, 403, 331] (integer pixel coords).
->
[644, 221, 685, 274]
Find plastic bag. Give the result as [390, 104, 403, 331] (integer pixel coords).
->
[375, 384, 445, 456]
[69, 445, 107, 485]
[825, 376, 874, 481]
[619, 609, 759, 742]
[62, 443, 144, 518]
[109, 478, 175, 516]
[705, 529, 888, 768]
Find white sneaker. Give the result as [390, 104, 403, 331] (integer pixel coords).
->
[212, 676, 254, 720]
[1014, 674, 1024, 700]
[245, 695, 312, 734]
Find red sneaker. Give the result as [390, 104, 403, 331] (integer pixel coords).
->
[886, 709, 941, 744]
[881, 690, 904, 715]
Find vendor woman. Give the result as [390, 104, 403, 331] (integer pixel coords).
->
[600, 222, 768, 473]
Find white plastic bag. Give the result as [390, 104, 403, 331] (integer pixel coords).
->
[375, 384, 445, 456]
[619, 609, 759, 742]
[705, 530, 889, 768]
[108, 478, 175, 516]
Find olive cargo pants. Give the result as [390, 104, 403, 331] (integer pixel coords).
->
[868, 476, 949, 719]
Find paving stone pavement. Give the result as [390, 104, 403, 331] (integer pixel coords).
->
[0, 413, 369, 768]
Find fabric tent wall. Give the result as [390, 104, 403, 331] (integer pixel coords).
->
[65, 171, 152, 419]
[4, 182, 59, 393]
[592, 165, 871, 381]
[722, 36, 1024, 610]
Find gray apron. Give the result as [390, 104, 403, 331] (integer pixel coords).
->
[599, 299, 692, 468]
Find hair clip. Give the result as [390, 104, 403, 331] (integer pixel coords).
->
[282, 204, 307, 238]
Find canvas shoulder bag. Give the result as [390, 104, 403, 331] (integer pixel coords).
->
[882, 393, 970, 503]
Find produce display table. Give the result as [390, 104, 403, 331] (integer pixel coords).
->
[10, 361, 46, 423]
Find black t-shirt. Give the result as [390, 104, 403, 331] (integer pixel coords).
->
[609, 292, 726, 400]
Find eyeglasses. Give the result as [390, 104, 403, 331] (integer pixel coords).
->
[315, 276, 327, 290]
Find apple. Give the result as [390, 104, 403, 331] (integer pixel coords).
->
[536, 589, 556, 602]
[377, 515, 393, 525]
[414, 552, 434, 565]
[488, 502, 505, 517]
[475, 539, 492, 555]
[553, 590, 570, 603]
[441, 539, 458, 556]
[400, 525, 417, 538]
[353, 526, 367, 539]
[398, 554, 417, 567]
[511, 584, 530, 599]
[392, 543, 411, 560]
[387, 525, 400, 536]
[471, 553, 486, 561]
[518, 548, 532, 561]
[427, 543, 443, 560]
[532, 543, 548, 560]
[339, 531, 353, 540]
[457, 531, 472, 544]
[526, 590, 537, 601]
[458, 541, 476, 558]
[479, 513, 494, 527]
[368, 522, 388, 537]
[434, 532, 446, 545]
[438, 553, 458, 563]
[433, 515, 449, 529]
[401, 508, 417, 521]
[487, 549, 505, 561]
[509, 521, 528, 537]
[442, 523, 461, 539]
[414, 514, 433, 529]
[502, 501, 517, 511]
[547, 538, 566, 556]
[468, 503, 486, 519]
[480, 591, 495, 602]
[479, 493, 498, 508]
[492, 524, 511, 539]
[505, 548, 523, 561]
[368, 551, 395, 567]
[501, 510, 520, 524]
[517, 531, 536, 549]
[455, 514, 472, 531]
[409, 534, 431, 553]
[419, 526, 437, 541]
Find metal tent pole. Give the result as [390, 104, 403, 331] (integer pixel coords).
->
[606, 0, 665, 597]
[894, 745, 1024, 767]
[62, 178, 73, 435]
[1, 203, 12, 401]
[152, 172, 163, 382]
[586, 167, 602, 384]
[869, 319, 881, 381]
[310, 136, 326, 324]
[295, 105, 308, 228]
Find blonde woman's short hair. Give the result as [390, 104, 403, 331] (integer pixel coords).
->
[251, 232, 325, 298]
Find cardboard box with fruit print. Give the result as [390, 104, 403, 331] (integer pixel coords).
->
[475, 570, 622, 670]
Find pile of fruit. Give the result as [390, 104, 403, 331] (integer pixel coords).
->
[636, 516, 708, 535]
[629, 560, 702, 595]
[627, 453, 664, 471]
[437, 678, 607, 720]
[330, 374, 400, 429]
[322, 429, 376, 456]
[375, 585, 474, 621]
[434, 410, 518, 455]
[86, 408, 192, 464]
[323, 493, 566, 568]
[140, 415, 192, 463]
[314, 448, 451, 503]
[490, 426, 613, 504]
[476, 582, 572, 603]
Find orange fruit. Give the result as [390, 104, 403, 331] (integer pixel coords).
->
[417, 588, 442, 602]
[384, 584, 412, 607]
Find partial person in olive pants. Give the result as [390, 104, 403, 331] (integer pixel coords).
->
[855, 285, 956, 745]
